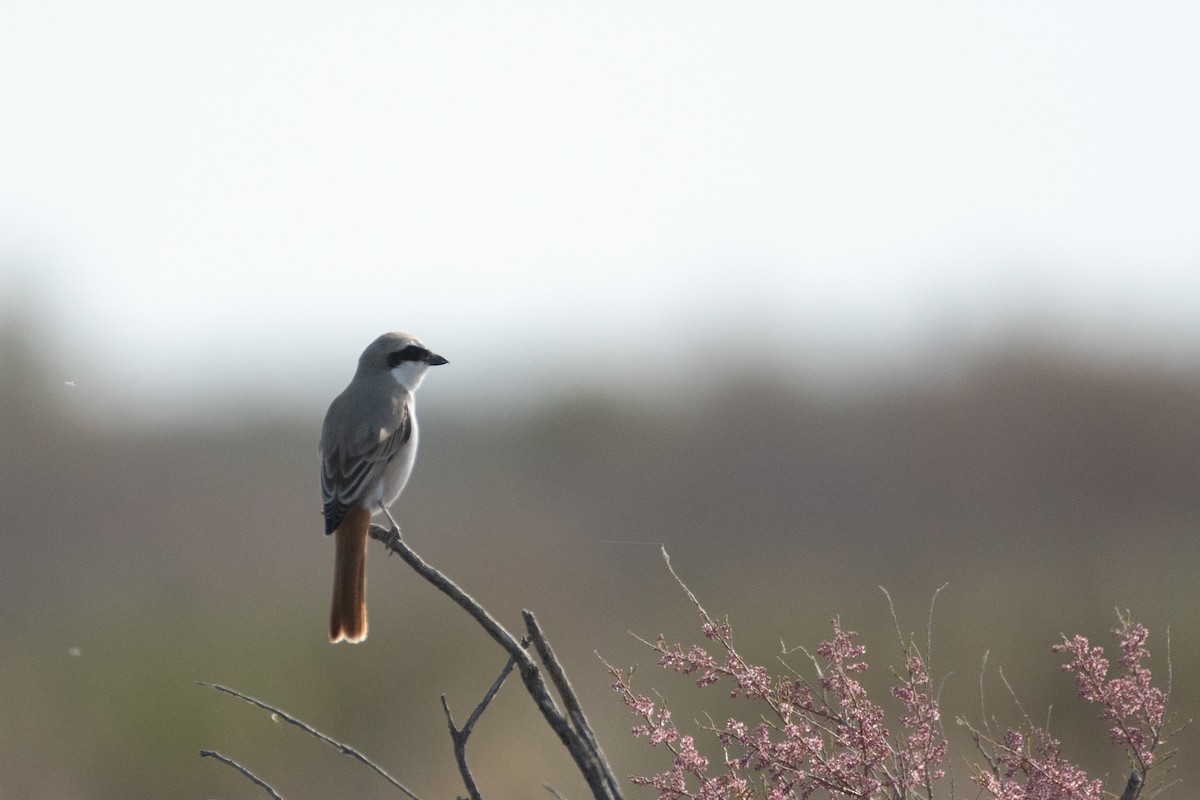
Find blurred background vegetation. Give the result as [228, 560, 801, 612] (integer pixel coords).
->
[3, 4, 1198, 797]
[2, 310, 1197, 798]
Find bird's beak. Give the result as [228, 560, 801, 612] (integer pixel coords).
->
[426, 353, 449, 366]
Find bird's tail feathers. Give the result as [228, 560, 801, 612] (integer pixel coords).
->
[329, 507, 371, 643]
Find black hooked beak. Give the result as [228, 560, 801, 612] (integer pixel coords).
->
[426, 353, 449, 366]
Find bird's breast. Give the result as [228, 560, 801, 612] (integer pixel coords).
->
[375, 418, 419, 508]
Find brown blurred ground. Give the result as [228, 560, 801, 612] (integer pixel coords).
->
[1, 322, 1197, 798]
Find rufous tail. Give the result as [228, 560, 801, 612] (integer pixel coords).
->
[329, 506, 370, 643]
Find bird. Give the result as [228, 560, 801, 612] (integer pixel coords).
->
[320, 332, 448, 643]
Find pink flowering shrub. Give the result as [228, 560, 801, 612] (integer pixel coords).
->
[1053, 613, 1166, 774]
[609, 615, 945, 800]
[966, 611, 1178, 800]
[606, 556, 947, 800]
[610, 557, 1179, 800]
[969, 726, 1105, 800]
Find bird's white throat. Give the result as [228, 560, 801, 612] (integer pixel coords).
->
[390, 361, 428, 391]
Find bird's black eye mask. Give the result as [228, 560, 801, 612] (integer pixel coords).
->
[387, 345, 430, 368]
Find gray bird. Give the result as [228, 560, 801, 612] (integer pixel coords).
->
[320, 332, 448, 643]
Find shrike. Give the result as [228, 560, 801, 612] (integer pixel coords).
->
[320, 332, 448, 643]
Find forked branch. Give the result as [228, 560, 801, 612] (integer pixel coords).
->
[369, 522, 622, 800]
[199, 682, 421, 800]
[442, 653, 520, 800]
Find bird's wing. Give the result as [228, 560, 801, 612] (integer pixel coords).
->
[321, 391, 412, 534]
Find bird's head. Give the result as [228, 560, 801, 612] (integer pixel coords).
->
[357, 331, 448, 391]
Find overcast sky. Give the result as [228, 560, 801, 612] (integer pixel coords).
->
[2, 2, 1198, 414]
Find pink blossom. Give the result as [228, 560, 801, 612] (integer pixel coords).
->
[612, 591, 1169, 800]
[974, 726, 1105, 800]
[1051, 617, 1167, 773]
[614, 613, 948, 799]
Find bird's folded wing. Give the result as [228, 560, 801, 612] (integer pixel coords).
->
[321, 402, 411, 534]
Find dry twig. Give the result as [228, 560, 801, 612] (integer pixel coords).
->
[369, 522, 622, 800]
[199, 682, 420, 800]
[200, 749, 283, 800]
[442, 653, 520, 800]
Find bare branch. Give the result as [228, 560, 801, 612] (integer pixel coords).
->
[199, 682, 421, 800]
[1165, 625, 1173, 702]
[879, 585, 905, 649]
[1119, 770, 1143, 800]
[441, 696, 481, 800]
[659, 546, 712, 622]
[525, 610, 622, 800]
[977, 650, 997, 741]
[926, 582, 948, 673]
[1146, 778, 1183, 800]
[442, 654, 520, 800]
[465, 652, 520, 737]
[369, 524, 526, 662]
[200, 750, 283, 800]
[369, 523, 623, 800]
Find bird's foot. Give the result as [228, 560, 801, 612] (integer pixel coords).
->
[386, 522, 403, 553]
[368, 522, 402, 552]
[379, 506, 403, 553]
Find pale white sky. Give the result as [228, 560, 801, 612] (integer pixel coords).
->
[2, 2, 1198, 414]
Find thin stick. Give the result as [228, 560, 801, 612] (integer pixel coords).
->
[880, 585, 906, 651]
[525, 610, 622, 800]
[200, 750, 283, 800]
[464, 652, 519, 735]
[660, 546, 711, 620]
[199, 682, 420, 800]
[926, 582, 948, 672]
[441, 695, 481, 800]
[442, 654, 520, 800]
[369, 524, 532, 673]
[1119, 770, 1142, 800]
[368, 523, 622, 800]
